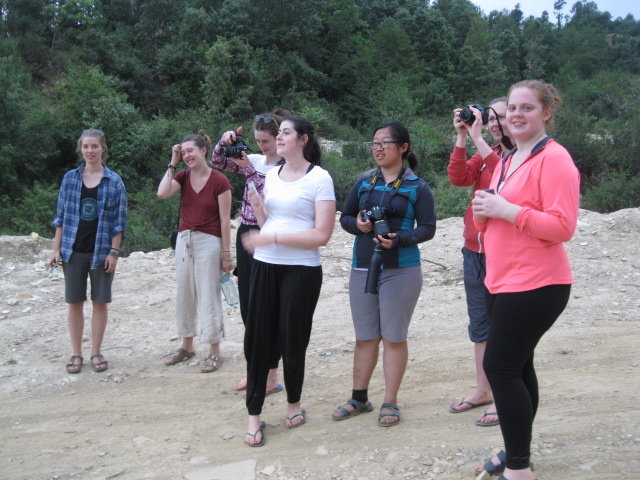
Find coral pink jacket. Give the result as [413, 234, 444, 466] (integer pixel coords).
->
[475, 138, 580, 294]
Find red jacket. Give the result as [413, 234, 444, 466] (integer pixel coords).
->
[475, 138, 580, 294]
[448, 145, 503, 252]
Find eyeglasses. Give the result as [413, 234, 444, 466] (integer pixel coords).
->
[366, 141, 401, 150]
[254, 115, 279, 127]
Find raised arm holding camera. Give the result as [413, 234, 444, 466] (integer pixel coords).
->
[211, 110, 291, 397]
[332, 121, 436, 427]
[447, 97, 513, 427]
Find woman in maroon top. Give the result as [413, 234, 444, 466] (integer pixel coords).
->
[158, 131, 233, 373]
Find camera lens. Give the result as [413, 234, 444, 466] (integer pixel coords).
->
[459, 107, 474, 125]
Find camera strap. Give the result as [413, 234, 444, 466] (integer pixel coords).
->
[362, 167, 405, 210]
[488, 106, 514, 151]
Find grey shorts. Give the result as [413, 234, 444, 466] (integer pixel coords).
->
[462, 247, 490, 342]
[63, 251, 114, 304]
[349, 266, 422, 343]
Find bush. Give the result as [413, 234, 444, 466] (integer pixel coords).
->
[581, 170, 640, 213]
[0, 182, 59, 236]
[430, 173, 472, 220]
[322, 146, 372, 211]
[124, 183, 180, 255]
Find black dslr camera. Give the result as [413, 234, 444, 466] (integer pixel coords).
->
[221, 134, 249, 159]
[459, 104, 489, 126]
[362, 205, 392, 295]
[361, 205, 391, 239]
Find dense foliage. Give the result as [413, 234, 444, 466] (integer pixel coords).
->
[1, 0, 638, 254]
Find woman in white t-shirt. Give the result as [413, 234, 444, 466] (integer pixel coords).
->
[241, 116, 336, 447]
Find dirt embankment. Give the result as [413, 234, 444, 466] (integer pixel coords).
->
[0, 208, 639, 480]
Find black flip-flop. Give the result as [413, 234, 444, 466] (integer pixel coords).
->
[286, 409, 307, 429]
[449, 398, 493, 413]
[246, 421, 266, 447]
[476, 410, 500, 427]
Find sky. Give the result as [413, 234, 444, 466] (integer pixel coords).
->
[470, 0, 639, 20]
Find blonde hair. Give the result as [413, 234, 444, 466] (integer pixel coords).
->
[76, 129, 108, 161]
[508, 80, 561, 126]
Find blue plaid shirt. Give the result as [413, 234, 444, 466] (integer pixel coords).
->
[53, 163, 128, 269]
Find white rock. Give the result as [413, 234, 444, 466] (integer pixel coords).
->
[184, 459, 257, 480]
[315, 445, 329, 456]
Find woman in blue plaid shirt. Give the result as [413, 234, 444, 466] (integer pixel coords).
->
[47, 129, 128, 374]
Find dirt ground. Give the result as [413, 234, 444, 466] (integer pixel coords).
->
[1, 208, 639, 480]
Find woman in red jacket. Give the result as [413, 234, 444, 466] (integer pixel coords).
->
[471, 80, 580, 480]
[447, 98, 513, 427]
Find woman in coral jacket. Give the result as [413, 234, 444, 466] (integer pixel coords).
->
[471, 80, 580, 480]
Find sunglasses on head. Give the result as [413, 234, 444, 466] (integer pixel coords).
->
[254, 115, 279, 126]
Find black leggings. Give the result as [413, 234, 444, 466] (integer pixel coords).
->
[244, 260, 322, 415]
[484, 284, 571, 470]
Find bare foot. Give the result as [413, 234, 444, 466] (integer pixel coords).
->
[332, 401, 357, 419]
[286, 403, 306, 429]
[501, 467, 536, 480]
[244, 416, 264, 446]
[235, 377, 247, 391]
[378, 403, 400, 426]
[476, 408, 499, 425]
[449, 394, 493, 413]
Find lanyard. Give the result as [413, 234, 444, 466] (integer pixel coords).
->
[496, 136, 551, 193]
[363, 167, 406, 209]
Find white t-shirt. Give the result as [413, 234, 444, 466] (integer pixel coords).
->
[254, 165, 335, 267]
[247, 153, 276, 176]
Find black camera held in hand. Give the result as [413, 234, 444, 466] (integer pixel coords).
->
[221, 134, 249, 159]
[362, 205, 391, 239]
[459, 104, 489, 126]
[362, 206, 392, 295]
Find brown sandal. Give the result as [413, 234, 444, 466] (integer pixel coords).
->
[66, 355, 83, 374]
[90, 354, 109, 372]
[200, 354, 222, 373]
[164, 348, 195, 366]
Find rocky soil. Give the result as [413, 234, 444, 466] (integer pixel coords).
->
[0, 208, 639, 480]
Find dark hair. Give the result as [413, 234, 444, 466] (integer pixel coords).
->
[508, 79, 561, 127]
[76, 128, 108, 161]
[372, 121, 418, 170]
[181, 130, 212, 158]
[253, 108, 292, 138]
[281, 115, 322, 166]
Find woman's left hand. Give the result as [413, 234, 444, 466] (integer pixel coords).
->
[472, 190, 517, 222]
[374, 232, 397, 249]
[241, 230, 261, 254]
[104, 254, 118, 273]
[221, 257, 234, 272]
[232, 151, 251, 169]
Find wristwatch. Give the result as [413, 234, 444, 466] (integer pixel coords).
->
[167, 164, 176, 171]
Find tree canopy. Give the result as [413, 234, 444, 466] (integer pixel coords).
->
[1, 0, 638, 253]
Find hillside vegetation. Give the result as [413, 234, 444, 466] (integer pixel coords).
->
[1, 0, 639, 254]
